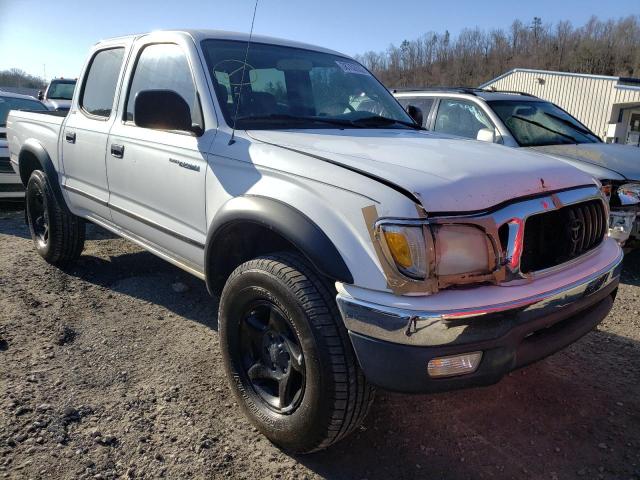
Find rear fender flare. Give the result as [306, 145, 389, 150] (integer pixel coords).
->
[18, 140, 69, 213]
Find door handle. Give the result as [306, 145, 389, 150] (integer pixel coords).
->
[110, 144, 124, 158]
[65, 131, 76, 144]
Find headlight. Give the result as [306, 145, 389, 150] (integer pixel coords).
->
[618, 183, 640, 206]
[376, 221, 494, 281]
[432, 224, 492, 276]
[378, 224, 428, 279]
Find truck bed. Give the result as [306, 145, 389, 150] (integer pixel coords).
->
[6, 109, 66, 176]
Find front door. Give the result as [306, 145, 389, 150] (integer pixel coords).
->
[61, 46, 126, 219]
[106, 41, 211, 269]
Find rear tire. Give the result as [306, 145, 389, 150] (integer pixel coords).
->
[25, 170, 85, 267]
[219, 252, 374, 453]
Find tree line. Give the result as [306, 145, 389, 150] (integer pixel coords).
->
[0, 69, 46, 89]
[356, 15, 640, 88]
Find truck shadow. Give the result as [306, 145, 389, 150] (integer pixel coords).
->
[293, 329, 640, 479]
[0, 200, 29, 239]
[67, 249, 219, 331]
[63, 222, 219, 329]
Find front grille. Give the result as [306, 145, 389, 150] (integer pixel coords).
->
[520, 199, 606, 273]
[0, 131, 6, 139]
[0, 157, 13, 173]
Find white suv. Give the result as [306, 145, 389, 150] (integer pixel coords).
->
[394, 88, 640, 245]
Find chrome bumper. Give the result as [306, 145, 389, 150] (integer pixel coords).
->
[337, 249, 623, 347]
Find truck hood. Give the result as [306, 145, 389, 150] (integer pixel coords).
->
[529, 143, 640, 182]
[45, 99, 71, 111]
[248, 129, 597, 213]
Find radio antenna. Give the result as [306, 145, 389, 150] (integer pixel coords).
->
[229, 0, 259, 145]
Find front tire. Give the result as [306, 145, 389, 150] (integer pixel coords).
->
[219, 252, 374, 453]
[25, 170, 85, 267]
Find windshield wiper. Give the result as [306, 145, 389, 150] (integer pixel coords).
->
[235, 114, 362, 128]
[510, 115, 578, 143]
[351, 115, 423, 130]
[542, 112, 597, 139]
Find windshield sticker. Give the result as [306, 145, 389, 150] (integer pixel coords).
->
[335, 61, 370, 76]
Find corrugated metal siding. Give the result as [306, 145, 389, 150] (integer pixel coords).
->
[484, 71, 640, 138]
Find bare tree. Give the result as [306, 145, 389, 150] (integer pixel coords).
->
[355, 15, 640, 88]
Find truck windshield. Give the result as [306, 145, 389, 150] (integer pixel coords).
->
[201, 39, 416, 130]
[47, 80, 76, 100]
[0, 96, 48, 126]
[488, 100, 601, 147]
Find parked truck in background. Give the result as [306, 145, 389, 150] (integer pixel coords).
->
[7, 30, 623, 453]
[38, 78, 76, 111]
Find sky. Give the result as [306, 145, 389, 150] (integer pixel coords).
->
[0, 0, 638, 79]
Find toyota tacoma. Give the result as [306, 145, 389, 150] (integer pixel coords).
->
[7, 30, 623, 453]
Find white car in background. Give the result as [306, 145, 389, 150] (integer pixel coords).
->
[0, 91, 48, 199]
[394, 88, 640, 246]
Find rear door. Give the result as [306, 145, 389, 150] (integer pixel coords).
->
[106, 34, 215, 269]
[61, 43, 128, 219]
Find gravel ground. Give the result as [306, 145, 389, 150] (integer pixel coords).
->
[1, 201, 639, 480]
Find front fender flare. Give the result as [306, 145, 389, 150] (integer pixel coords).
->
[205, 195, 353, 294]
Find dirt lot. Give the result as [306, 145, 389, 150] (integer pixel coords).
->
[0, 202, 639, 480]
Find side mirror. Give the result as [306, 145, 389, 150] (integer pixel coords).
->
[406, 104, 423, 126]
[476, 127, 496, 143]
[134, 89, 194, 133]
[37, 90, 44, 101]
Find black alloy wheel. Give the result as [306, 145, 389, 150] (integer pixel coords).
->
[27, 181, 49, 249]
[219, 253, 374, 453]
[239, 301, 305, 414]
[25, 170, 85, 266]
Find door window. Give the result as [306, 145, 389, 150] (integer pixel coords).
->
[434, 99, 493, 139]
[395, 97, 435, 127]
[125, 43, 202, 128]
[80, 48, 125, 118]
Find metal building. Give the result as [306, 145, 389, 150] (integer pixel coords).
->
[480, 68, 640, 146]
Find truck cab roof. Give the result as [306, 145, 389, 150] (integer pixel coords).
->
[95, 29, 349, 59]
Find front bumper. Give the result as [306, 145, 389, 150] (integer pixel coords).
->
[337, 246, 623, 393]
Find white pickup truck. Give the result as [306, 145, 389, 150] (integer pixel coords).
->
[7, 30, 623, 453]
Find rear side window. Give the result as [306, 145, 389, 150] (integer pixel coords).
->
[395, 97, 435, 128]
[433, 99, 494, 139]
[80, 48, 125, 118]
[125, 43, 202, 127]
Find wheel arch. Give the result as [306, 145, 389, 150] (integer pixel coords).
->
[18, 141, 69, 213]
[205, 196, 353, 296]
